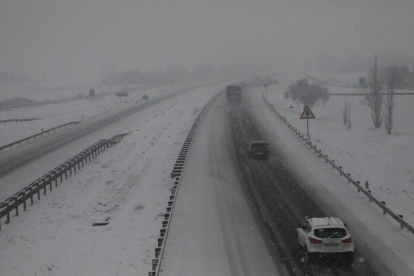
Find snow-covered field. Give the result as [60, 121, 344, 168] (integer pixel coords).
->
[0, 84, 192, 145]
[265, 75, 414, 230]
[0, 82, 226, 275]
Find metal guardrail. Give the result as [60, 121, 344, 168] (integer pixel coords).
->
[0, 118, 41, 124]
[330, 93, 414, 96]
[262, 94, 414, 235]
[0, 121, 81, 151]
[0, 133, 128, 230]
[148, 90, 224, 276]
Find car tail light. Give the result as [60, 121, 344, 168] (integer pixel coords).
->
[308, 237, 322, 244]
[342, 237, 353, 243]
[264, 148, 269, 151]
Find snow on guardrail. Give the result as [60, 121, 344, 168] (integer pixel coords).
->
[0, 133, 129, 230]
[0, 121, 82, 151]
[148, 90, 224, 276]
[262, 93, 414, 235]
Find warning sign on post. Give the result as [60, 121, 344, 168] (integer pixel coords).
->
[300, 106, 315, 119]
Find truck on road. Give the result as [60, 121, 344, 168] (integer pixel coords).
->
[226, 85, 242, 103]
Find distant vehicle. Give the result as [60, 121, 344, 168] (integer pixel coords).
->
[297, 217, 354, 264]
[226, 85, 242, 103]
[246, 141, 270, 159]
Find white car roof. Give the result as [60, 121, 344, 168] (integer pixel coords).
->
[309, 217, 345, 228]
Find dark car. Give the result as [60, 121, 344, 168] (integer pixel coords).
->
[246, 141, 270, 159]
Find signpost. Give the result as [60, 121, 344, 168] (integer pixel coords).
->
[359, 77, 365, 88]
[89, 89, 95, 104]
[264, 83, 268, 95]
[300, 105, 315, 140]
[116, 92, 129, 104]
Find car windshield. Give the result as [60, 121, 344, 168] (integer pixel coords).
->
[314, 228, 347, 239]
[252, 143, 267, 148]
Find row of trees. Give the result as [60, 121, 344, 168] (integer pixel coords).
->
[380, 64, 414, 89]
[362, 55, 397, 134]
[283, 79, 330, 108]
[284, 55, 400, 135]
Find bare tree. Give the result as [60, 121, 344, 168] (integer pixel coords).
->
[361, 55, 383, 128]
[347, 102, 351, 129]
[384, 64, 397, 134]
[284, 79, 330, 109]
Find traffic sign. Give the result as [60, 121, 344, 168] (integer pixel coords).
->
[300, 106, 315, 119]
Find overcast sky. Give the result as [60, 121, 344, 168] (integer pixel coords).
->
[0, 0, 413, 85]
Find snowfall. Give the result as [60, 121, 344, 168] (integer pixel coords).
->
[0, 73, 413, 276]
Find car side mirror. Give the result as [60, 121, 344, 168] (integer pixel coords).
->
[298, 224, 303, 228]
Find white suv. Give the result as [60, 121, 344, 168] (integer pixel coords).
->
[297, 217, 354, 264]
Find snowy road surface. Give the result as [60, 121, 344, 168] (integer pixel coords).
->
[0, 83, 228, 275]
[160, 87, 413, 275]
[159, 93, 278, 276]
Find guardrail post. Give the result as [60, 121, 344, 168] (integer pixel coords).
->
[34, 182, 40, 200]
[6, 202, 10, 223]
[28, 186, 33, 205]
[157, 238, 164, 247]
[365, 181, 369, 189]
[155, 247, 161, 258]
[331, 160, 335, 168]
[367, 190, 372, 202]
[13, 197, 19, 217]
[22, 192, 26, 211]
[48, 179, 52, 191]
[398, 215, 404, 229]
[152, 259, 159, 271]
[356, 181, 360, 192]
[381, 201, 386, 214]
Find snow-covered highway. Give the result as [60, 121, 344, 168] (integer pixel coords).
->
[0, 80, 414, 275]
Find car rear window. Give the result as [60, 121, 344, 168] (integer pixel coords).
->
[251, 143, 267, 148]
[314, 228, 347, 238]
